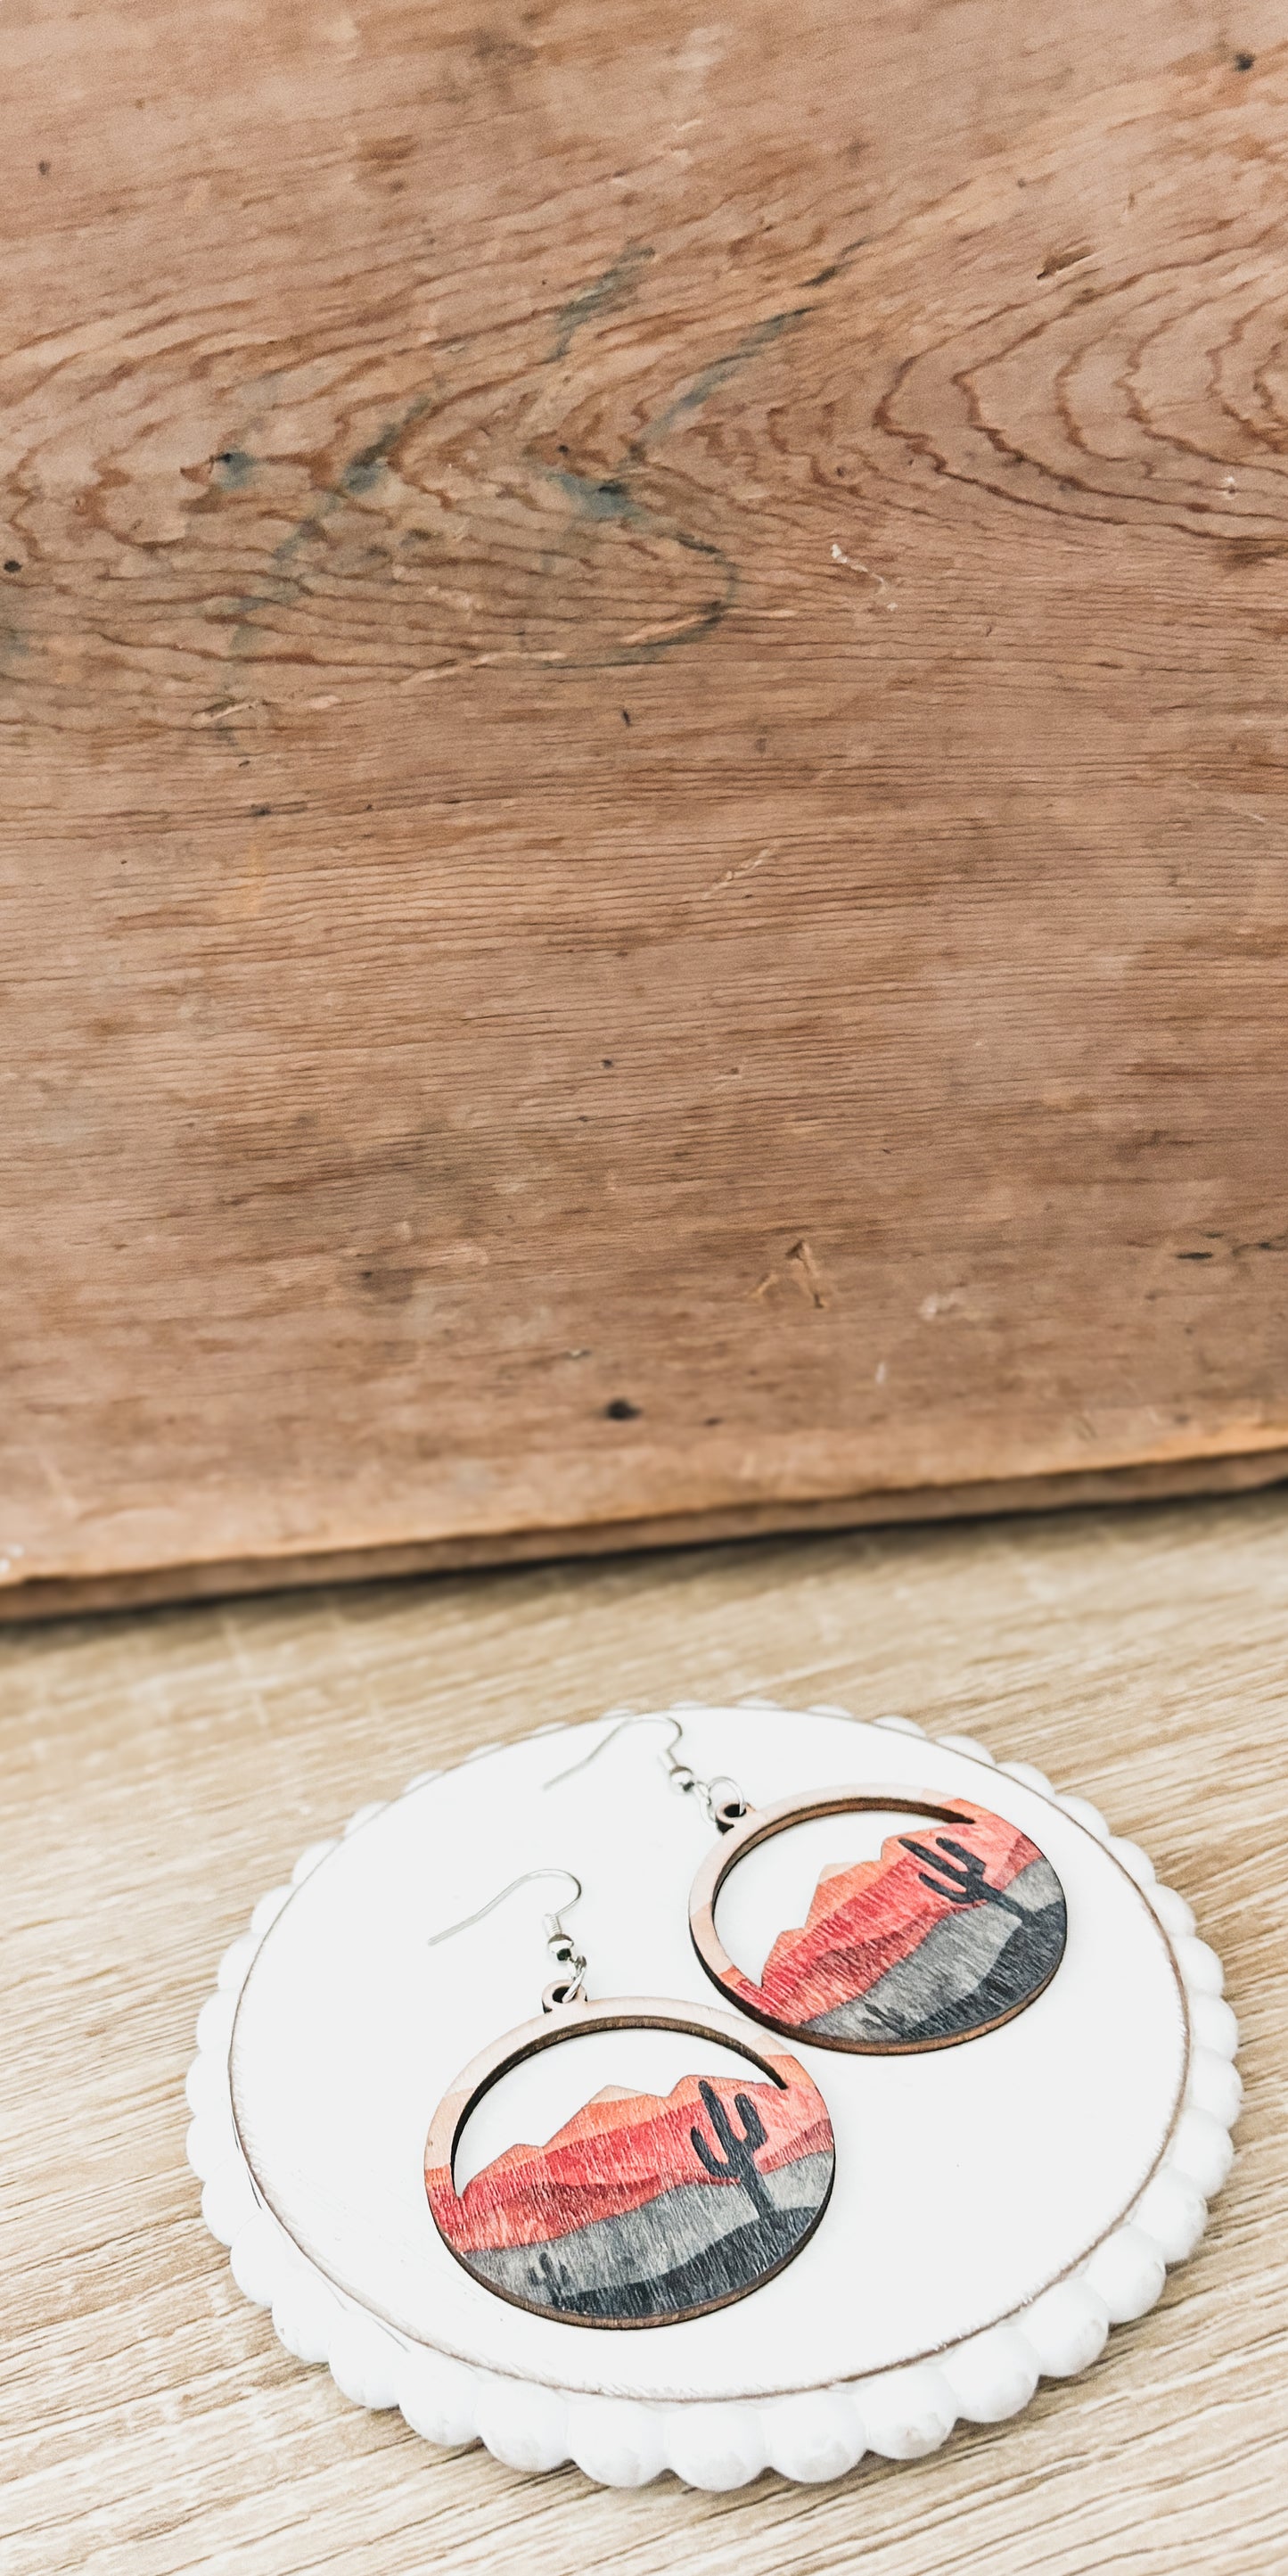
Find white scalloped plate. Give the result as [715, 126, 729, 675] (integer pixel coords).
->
[187, 1703, 1240, 2489]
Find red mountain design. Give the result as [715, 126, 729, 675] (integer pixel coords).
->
[721, 1802, 1059, 2031]
[427, 2062, 830, 2257]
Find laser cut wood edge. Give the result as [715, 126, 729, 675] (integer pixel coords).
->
[686, 1789, 1069, 2053]
[9, 1446, 1288, 1624]
[187, 1708, 1241, 2490]
[411, 2001, 832, 2332]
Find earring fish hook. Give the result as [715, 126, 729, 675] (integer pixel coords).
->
[542, 1712, 686, 1790]
[425, 1867, 587, 2005]
[543, 1711, 748, 1831]
[426, 1865, 583, 1946]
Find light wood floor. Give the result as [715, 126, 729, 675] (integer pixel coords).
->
[4, 1492, 1286, 2574]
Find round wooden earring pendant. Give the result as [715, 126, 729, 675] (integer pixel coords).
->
[424, 1996, 835, 2328]
[689, 1790, 1069, 2053]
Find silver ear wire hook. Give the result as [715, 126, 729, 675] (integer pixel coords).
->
[543, 1712, 748, 1833]
[542, 1712, 682, 1787]
[426, 1866, 588, 2007]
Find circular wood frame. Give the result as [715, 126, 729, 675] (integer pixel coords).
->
[423, 1992, 835, 2329]
[688, 1787, 1069, 2053]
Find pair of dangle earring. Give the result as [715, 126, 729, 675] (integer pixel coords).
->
[423, 1871, 835, 2330]
[550, 1715, 1070, 2054]
[422, 1720, 1069, 2332]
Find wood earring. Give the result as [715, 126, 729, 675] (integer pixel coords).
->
[422, 1872, 835, 2329]
[547, 1724, 1069, 2056]
[687, 1786, 1068, 2053]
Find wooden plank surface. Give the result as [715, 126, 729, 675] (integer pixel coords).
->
[4, 1490, 1284, 2573]
[4, 1, 1288, 1606]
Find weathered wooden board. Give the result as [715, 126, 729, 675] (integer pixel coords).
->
[4, 0, 1288, 1610]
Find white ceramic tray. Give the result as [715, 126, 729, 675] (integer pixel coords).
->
[187, 1702, 1239, 2488]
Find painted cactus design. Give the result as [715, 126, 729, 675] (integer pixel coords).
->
[719, 1802, 1066, 2047]
[426, 2059, 834, 2325]
[689, 2079, 774, 2218]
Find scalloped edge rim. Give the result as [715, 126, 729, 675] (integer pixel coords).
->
[187, 1704, 1241, 2490]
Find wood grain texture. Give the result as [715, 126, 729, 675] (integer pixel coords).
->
[687, 1791, 1069, 2048]
[4, 1, 1288, 1606]
[3, 1491, 1285, 2572]
[422, 2017, 835, 2327]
